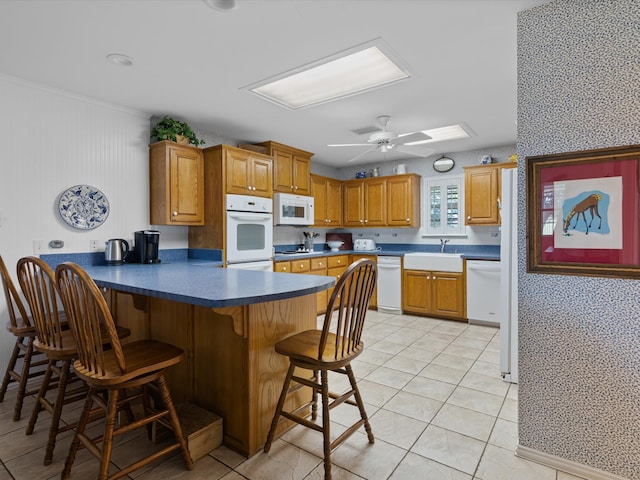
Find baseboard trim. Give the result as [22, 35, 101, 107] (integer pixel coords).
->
[516, 445, 629, 480]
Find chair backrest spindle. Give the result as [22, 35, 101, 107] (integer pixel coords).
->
[16, 257, 65, 349]
[0, 255, 31, 330]
[55, 262, 126, 377]
[319, 259, 377, 361]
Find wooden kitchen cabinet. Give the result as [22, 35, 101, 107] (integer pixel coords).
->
[464, 163, 515, 226]
[402, 269, 465, 320]
[342, 178, 386, 227]
[326, 255, 349, 302]
[188, 144, 272, 253]
[257, 141, 313, 195]
[274, 258, 328, 315]
[226, 146, 273, 198]
[311, 174, 342, 227]
[149, 141, 204, 225]
[386, 174, 421, 227]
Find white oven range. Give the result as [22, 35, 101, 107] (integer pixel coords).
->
[225, 194, 273, 271]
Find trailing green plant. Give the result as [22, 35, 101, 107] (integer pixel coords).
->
[150, 116, 205, 146]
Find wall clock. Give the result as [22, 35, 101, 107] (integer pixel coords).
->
[433, 156, 455, 173]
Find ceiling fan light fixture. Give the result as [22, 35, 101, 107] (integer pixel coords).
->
[244, 38, 410, 109]
[106, 53, 133, 67]
[203, 0, 238, 11]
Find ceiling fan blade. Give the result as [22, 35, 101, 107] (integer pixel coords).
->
[328, 143, 372, 147]
[347, 147, 378, 163]
[397, 132, 431, 144]
[395, 144, 435, 158]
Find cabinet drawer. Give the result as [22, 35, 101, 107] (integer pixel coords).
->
[311, 257, 327, 271]
[291, 259, 311, 273]
[273, 261, 291, 273]
[327, 255, 348, 269]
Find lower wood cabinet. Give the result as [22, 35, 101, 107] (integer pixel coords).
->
[402, 269, 465, 320]
[274, 257, 329, 315]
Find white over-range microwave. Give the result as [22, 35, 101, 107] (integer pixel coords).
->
[273, 193, 314, 226]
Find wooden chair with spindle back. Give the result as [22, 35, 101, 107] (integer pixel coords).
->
[17, 256, 131, 466]
[263, 258, 377, 480]
[55, 261, 193, 480]
[0, 254, 48, 421]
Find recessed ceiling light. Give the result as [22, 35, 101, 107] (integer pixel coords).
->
[244, 38, 410, 110]
[106, 53, 133, 67]
[203, 0, 238, 11]
[403, 124, 472, 145]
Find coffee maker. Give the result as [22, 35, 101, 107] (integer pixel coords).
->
[133, 230, 161, 264]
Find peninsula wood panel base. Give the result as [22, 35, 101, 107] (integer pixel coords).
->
[110, 290, 317, 458]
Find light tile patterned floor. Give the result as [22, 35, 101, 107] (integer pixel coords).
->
[0, 311, 587, 479]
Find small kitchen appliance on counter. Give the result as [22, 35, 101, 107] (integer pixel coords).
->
[353, 238, 377, 251]
[133, 230, 160, 264]
[104, 239, 129, 265]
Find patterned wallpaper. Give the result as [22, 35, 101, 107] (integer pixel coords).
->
[517, 1, 640, 478]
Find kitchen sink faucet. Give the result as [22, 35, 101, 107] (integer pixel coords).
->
[440, 239, 449, 253]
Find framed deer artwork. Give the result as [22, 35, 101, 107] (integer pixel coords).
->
[527, 144, 640, 278]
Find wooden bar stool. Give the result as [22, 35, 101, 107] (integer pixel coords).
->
[55, 261, 193, 480]
[0, 254, 48, 421]
[16, 256, 130, 466]
[264, 259, 377, 480]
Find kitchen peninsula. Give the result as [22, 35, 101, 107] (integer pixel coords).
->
[73, 260, 335, 457]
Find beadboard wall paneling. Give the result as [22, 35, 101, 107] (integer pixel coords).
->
[0, 74, 160, 380]
[517, 1, 640, 478]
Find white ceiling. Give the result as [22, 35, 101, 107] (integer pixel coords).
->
[0, 0, 549, 167]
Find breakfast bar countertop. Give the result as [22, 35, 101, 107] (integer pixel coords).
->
[80, 260, 335, 308]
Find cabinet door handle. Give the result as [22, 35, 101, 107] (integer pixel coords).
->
[467, 215, 471, 220]
[172, 211, 178, 216]
[294, 186, 298, 190]
[364, 219, 368, 223]
[406, 218, 410, 222]
[290, 185, 294, 189]
[283, 267, 287, 271]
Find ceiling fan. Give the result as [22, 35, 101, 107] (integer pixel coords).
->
[328, 115, 435, 162]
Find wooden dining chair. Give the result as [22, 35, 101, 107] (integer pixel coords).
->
[55, 261, 193, 480]
[264, 258, 377, 480]
[17, 256, 132, 466]
[0, 254, 48, 421]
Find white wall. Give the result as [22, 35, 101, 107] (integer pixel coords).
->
[0, 74, 170, 382]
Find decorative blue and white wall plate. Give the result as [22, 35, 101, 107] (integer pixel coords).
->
[58, 184, 109, 230]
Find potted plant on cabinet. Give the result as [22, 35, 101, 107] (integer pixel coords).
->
[151, 115, 205, 146]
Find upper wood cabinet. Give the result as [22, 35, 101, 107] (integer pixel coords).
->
[149, 141, 204, 225]
[342, 178, 387, 227]
[464, 163, 515, 226]
[256, 141, 313, 195]
[311, 174, 342, 227]
[225, 146, 273, 198]
[386, 174, 421, 227]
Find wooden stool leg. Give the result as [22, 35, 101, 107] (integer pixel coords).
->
[62, 389, 95, 480]
[311, 369, 319, 420]
[320, 370, 332, 480]
[0, 338, 22, 403]
[264, 362, 296, 453]
[43, 359, 71, 466]
[26, 359, 54, 435]
[99, 389, 120, 480]
[346, 364, 374, 444]
[156, 375, 193, 470]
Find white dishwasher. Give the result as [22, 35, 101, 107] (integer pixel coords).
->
[466, 260, 501, 327]
[377, 256, 402, 314]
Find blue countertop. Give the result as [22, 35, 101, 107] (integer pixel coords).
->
[274, 249, 500, 261]
[78, 260, 335, 308]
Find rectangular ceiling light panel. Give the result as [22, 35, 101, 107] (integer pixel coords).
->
[246, 40, 410, 109]
[404, 124, 472, 145]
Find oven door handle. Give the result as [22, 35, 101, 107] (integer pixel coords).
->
[228, 213, 271, 222]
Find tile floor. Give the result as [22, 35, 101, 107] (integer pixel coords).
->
[0, 311, 587, 480]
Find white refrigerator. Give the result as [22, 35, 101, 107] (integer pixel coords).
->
[499, 167, 518, 383]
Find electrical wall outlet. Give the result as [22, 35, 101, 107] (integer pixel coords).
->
[32, 239, 45, 255]
[89, 240, 100, 252]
